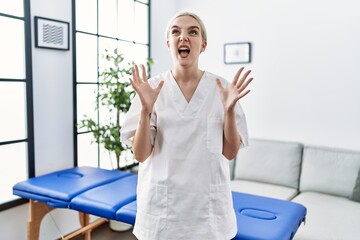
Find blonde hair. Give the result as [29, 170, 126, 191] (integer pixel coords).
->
[165, 12, 207, 42]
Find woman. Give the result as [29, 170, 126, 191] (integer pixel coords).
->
[121, 11, 253, 240]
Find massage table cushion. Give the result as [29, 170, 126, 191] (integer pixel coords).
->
[12, 166, 132, 208]
[232, 191, 306, 240]
[70, 174, 138, 219]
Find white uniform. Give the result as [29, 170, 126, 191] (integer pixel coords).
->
[121, 70, 248, 240]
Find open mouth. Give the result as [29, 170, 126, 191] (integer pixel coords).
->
[178, 47, 190, 57]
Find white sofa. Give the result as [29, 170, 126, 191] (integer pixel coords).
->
[231, 138, 360, 240]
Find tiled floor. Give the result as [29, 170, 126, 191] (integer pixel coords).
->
[73, 223, 137, 240]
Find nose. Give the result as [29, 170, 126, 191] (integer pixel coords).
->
[180, 34, 188, 42]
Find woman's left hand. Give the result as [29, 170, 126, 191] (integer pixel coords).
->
[216, 67, 253, 112]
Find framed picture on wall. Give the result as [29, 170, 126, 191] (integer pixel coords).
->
[224, 42, 251, 64]
[34, 16, 70, 51]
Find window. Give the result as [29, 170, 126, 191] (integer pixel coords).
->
[0, 0, 34, 210]
[74, 0, 150, 169]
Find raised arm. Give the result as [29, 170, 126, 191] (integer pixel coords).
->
[129, 65, 164, 162]
[216, 67, 253, 160]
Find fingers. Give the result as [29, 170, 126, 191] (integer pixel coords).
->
[232, 67, 252, 88]
[130, 74, 164, 94]
[231, 89, 251, 104]
[232, 67, 254, 102]
[141, 64, 147, 82]
[238, 77, 253, 93]
[232, 67, 244, 86]
[236, 69, 252, 88]
[238, 89, 251, 100]
[232, 67, 254, 97]
[156, 80, 165, 92]
[129, 78, 139, 92]
[131, 64, 148, 84]
[131, 65, 140, 85]
[216, 78, 224, 90]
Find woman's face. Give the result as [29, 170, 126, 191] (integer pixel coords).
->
[167, 16, 207, 68]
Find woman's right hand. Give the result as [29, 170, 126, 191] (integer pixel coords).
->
[130, 64, 164, 114]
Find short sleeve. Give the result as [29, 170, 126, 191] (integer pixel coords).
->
[120, 94, 157, 147]
[235, 101, 249, 148]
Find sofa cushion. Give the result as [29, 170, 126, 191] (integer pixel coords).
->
[233, 139, 303, 188]
[292, 192, 360, 240]
[300, 146, 360, 197]
[230, 180, 298, 200]
[350, 168, 360, 202]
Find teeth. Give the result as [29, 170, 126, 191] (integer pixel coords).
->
[178, 46, 190, 56]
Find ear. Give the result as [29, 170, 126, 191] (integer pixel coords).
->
[166, 40, 170, 49]
[200, 41, 207, 53]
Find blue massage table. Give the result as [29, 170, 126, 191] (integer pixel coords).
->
[13, 166, 306, 240]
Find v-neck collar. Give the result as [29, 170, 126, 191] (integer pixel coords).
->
[167, 70, 209, 116]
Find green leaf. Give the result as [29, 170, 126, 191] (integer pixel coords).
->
[79, 47, 155, 169]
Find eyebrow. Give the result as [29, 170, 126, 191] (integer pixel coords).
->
[171, 25, 200, 30]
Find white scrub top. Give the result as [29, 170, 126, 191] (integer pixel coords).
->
[121, 70, 248, 240]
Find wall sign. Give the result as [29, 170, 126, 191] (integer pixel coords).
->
[34, 16, 69, 51]
[224, 42, 251, 64]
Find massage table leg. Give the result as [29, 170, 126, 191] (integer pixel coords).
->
[62, 218, 108, 240]
[27, 199, 108, 240]
[28, 200, 54, 240]
[78, 212, 90, 240]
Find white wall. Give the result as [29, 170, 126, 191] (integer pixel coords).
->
[151, 0, 360, 151]
[150, 0, 175, 75]
[31, 0, 74, 175]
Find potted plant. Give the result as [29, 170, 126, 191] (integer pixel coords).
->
[79, 48, 153, 170]
[79, 48, 153, 231]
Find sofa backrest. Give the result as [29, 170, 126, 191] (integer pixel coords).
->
[300, 145, 360, 198]
[233, 138, 303, 189]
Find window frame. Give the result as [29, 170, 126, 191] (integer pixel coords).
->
[0, 0, 35, 211]
[72, 0, 151, 168]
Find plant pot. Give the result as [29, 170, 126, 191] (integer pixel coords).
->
[109, 220, 132, 231]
